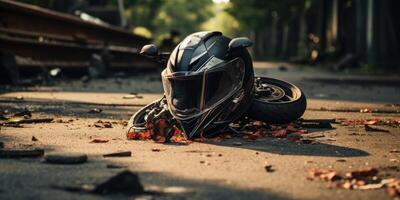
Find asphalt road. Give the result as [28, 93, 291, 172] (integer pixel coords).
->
[0, 63, 399, 200]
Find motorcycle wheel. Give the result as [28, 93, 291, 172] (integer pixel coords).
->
[248, 77, 307, 124]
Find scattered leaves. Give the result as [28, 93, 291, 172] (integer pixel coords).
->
[340, 118, 399, 127]
[309, 167, 400, 199]
[127, 119, 190, 144]
[94, 120, 113, 128]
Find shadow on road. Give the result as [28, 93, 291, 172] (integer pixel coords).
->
[209, 138, 369, 157]
[0, 146, 290, 200]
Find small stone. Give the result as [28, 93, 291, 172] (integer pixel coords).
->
[0, 148, 44, 158]
[92, 170, 144, 195]
[31, 136, 39, 141]
[232, 142, 242, 146]
[106, 164, 127, 169]
[44, 153, 87, 164]
[103, 151, 131, 157]
[151, 148, 165, 152]
[264, 165, 275, 172]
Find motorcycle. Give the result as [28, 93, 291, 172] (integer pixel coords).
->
[127, 34, 307, 140]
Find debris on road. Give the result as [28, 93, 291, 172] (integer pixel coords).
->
[0, 148, 44, 158]
[11, 110, 32, 118]
[44, 153, 88, 164]
[31, 136, 39, 141]
[308, 169, 341, 182]
[364, 124, 390, 132]
[123, 93, 143, 99]
[90, 139, 109, 143]
[88, 108, 102, 113]
[301, 121, 333, 129]
[9, 118, 54, 124]
[386, 179, 400, 199]
[92, 170, 145, 195]
[127, 116, 316, 145]
[390, 149, 400, 153]
[340, 119, 400, 127]
[127, 118, 191, 144]
[151, 148, 165, 152]
[54, 119, 74, 123]
[301, 119, 337, 124]
[0, 110, 53, 125]
[345, 168, 378, 179]
[265, 165, 275, 172]
[106, 164, 127, 169]
[232, 142, 243, 146]
[360, 108, 373, 113]
[308, 167, 400, 199]
[93, 120, 113, 128]
[103, 151, 131, 157]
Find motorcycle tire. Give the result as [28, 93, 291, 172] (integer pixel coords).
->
[248, 77, 307, 124]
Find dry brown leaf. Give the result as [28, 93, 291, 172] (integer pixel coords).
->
[346, 168, 378, 179]
[90, 139, 109, 143]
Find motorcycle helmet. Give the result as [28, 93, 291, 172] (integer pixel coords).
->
[161, 31, 254, 138]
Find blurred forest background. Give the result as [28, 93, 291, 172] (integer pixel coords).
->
[15, 0, 400, 69]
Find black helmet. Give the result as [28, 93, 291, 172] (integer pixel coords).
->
[161, 31, 254, 138]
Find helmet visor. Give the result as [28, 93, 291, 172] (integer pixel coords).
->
[162, 57, 245, 120]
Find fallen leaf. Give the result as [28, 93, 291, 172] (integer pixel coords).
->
[389, 149, 400, 153]
[151, 148, 165, 152]
[94, 120, 113, 128]
[90, 139, 109, 143]
[345, 168, 378, 179]
[385, 178, 400, 198]
[309, 169, 342, 182]
[270, 129, 287, 138]
[265, 165, 275, 172]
